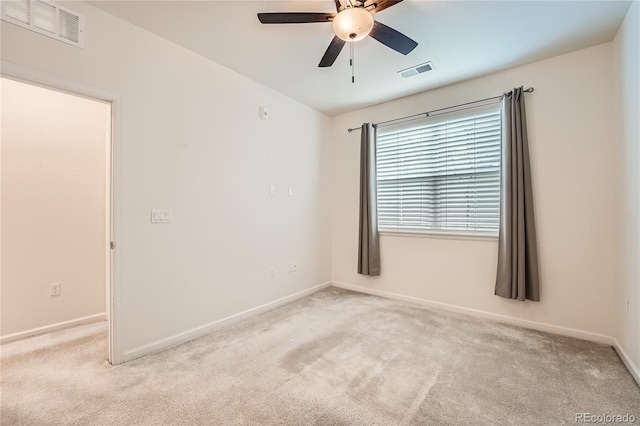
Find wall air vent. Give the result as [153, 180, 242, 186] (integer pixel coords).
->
[1, 0, 84, 47]
[398, 62, 435, 79]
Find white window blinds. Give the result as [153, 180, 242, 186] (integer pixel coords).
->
[376, 104, 501, 235]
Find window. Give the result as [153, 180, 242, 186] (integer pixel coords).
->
[376, 104, 501, 235]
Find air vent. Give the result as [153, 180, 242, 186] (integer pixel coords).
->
[398, 62, 435, 79]
[1, 0, 84, 47]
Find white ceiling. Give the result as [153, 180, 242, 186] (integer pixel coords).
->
[89, 0, 631, 116]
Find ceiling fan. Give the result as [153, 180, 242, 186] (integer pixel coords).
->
[257, 0, 418, 68]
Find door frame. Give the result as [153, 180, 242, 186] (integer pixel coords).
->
[1, 61, 123, 365]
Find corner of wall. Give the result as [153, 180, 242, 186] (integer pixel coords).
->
[612, 0, 640, 372]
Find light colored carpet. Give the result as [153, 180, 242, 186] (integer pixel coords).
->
[1, 287, 639, 425]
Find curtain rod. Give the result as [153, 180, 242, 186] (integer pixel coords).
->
[347, 87, 534, 133]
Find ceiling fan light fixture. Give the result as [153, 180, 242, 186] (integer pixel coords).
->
[332, 7, 374, 42]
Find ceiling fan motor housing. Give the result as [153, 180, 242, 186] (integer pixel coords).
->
[332, 8, 374, 42]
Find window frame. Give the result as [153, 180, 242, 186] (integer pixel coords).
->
[374, 102, 502, 239]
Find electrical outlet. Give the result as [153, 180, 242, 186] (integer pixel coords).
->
[269, 267, 276, 278]
[50, 283, 61, 296]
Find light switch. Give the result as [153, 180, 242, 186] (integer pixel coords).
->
[151, 209, 173, 223]
[288, 187, 294, 197]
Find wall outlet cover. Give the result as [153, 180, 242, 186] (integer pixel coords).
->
[50, 283, 61, 296]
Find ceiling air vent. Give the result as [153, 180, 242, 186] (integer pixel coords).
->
[398, 62, 435, 79]
[1, 0, 84, 47]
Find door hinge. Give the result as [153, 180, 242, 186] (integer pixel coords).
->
[110, 241, 115, 250]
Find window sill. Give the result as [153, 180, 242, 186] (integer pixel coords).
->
[379, 229, 498, 242]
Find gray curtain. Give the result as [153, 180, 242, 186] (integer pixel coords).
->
[495, 87, 540, 301]
[358, 123, 380, 276]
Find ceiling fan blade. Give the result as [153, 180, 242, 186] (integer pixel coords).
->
[369, 21, 417, 55]
[364, 0, 403, 14]
[257, 12, 335, 24]
[318, 36, 346, 67]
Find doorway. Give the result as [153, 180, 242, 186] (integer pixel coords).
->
[0, 74, 117, 364]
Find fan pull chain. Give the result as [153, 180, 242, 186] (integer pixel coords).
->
[350, 41, 355, 83]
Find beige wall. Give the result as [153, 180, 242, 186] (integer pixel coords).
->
[1, 77, 109, 336]
[613, 0, 640, 374]
[330, 43, 617, 339]
[1, 1, 332, 359]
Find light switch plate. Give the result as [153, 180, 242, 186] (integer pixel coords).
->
[151, 209, 173, 223]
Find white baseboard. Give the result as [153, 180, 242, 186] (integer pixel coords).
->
[123, 281, 332, 363]
[332, 281, 614, 345]
[613, 338, 640, 386]
[0, 313, 106, 345]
